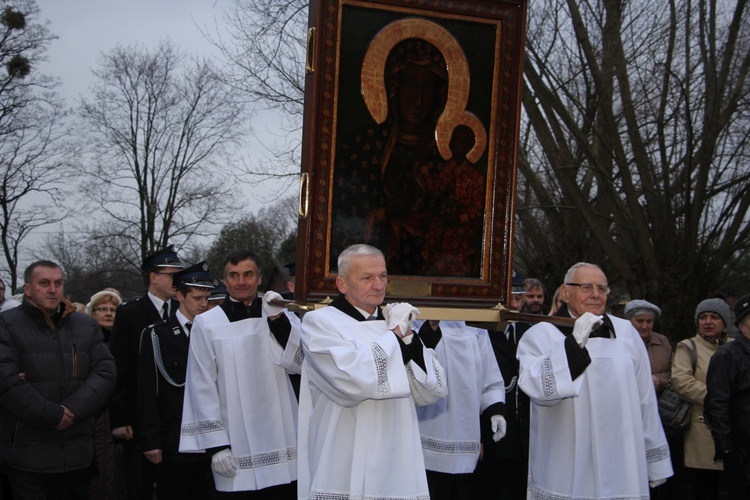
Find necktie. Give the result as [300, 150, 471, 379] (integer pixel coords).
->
[507, 324, 516, 347]
[161, 302, 169, 321]
[367, 315, 377, 321]
[185, 322, 192, 334]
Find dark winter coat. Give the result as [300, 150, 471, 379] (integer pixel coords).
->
[705, 333, 750, 484]
[0, 299, 116, 473]
[137, 315, 207, 462]
[482, 321, 531, 460]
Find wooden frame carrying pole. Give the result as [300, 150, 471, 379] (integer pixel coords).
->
[267, 297, 576, 331]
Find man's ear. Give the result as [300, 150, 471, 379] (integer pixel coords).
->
[335, 276, 347, 294]
[560, 285, 570, 303]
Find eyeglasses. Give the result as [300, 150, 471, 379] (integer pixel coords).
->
[94, 306, 117, 314]
[565, 282, 611, 295]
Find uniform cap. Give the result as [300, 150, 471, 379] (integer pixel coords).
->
[209, 280, 227, 300]
[173, 261, 214, 289]
[735, 294, 750, 327]
[141, 245, 185, 273]
[285, 262, 296, 278]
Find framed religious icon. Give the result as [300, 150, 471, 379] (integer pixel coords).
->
[296, 0, 527, 308]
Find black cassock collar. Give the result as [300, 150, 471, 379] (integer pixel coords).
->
[330, 294, 385, 322]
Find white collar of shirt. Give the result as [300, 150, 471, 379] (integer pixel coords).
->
[355, 305, 379, 320]
[175, 309, 191, 336]
[505, 323, 515, 341]
[148, 292, 167, 316]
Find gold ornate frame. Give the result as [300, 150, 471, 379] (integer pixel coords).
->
[297, 0, 527, 308]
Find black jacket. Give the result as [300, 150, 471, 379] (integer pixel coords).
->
[109, 294, 178, 430]
[704, 333, 750, 483]
[482, 321, 531, 460]
[137, 315, 207, 462]
[0, 299, 116, 473]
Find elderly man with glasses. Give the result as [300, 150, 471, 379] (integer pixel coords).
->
[517, 262, 672, 499]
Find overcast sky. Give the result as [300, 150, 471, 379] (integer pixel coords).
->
[36, 0, 231, 97]
[35, 0, 290, 189]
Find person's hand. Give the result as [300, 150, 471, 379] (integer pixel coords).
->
[649, 478, 667, 488]
[56, 405, 75, 430]
[212, 448, 237, 478]
[144, 449, 162, 464]
[572, 312, 603, 347]
[490, 415, 507, 442]
[112, 425, 134, 440]
[383, 302, 420, 338]
[262, 291, 285, 319]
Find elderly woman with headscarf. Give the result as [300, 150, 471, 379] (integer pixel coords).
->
[672, 298, 733, 500]
[625, 299, 672, 395]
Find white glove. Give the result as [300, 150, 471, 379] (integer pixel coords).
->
[491, 415, 507, 442]
[649, 478, 667, 488]
[262, 290, 285, 317]
[572, 312, 603, 347]
[383, 302, 420, 337]
[211, 448, 237, 478]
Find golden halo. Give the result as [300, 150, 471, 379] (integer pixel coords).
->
[361, 18, 487, 163]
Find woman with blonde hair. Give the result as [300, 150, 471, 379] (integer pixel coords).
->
[85, 289, 123, 500]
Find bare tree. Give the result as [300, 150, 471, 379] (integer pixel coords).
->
[206, 0, 307, 188]
[0, 0, 72, 289]
[76, 40, 248, 270]
[517, 0, 750, 337]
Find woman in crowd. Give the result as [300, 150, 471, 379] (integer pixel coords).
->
[625, 299, 675, 499]
[86, 290, 121, 345]
[86, 290, 123, 500]
[624, 300, 671, 395]
[672, 298, 732, 499]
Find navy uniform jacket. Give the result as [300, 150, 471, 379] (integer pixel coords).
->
[137, 315, 207, 462]
[109, 294, 178, 431]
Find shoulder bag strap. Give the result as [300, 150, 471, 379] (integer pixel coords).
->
[689, 338, 697, 375]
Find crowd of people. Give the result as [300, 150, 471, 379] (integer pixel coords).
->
[0, 248, 748, 499]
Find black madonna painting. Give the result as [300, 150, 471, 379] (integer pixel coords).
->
[297, 0, 527, 307]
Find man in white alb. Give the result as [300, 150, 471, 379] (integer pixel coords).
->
[517, 262, 672, 499]
[179, 250, 303, 498]
[298, 244, 447, 500]
[413, 319, 506, 499]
